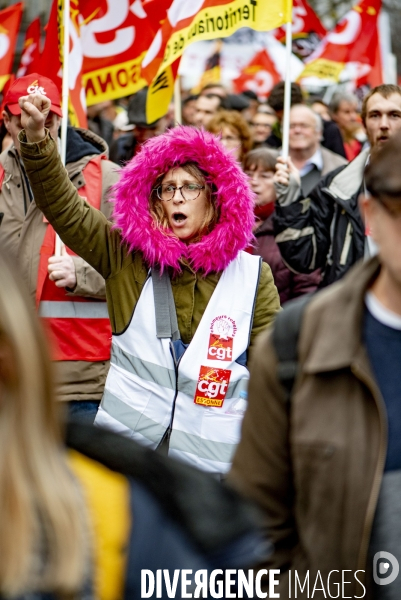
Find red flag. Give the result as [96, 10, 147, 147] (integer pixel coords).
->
[141, 0, 173, 31]
[233, 49, 281, 100]
[17, 17, 41, 78]
[40, 0, 61, 86]
[299, 0, 382, 86]
[0, 3, 23, 91]
[274, 0, 326, 59]
[41, 0, 87, 128]
[80, 0, 171, 106]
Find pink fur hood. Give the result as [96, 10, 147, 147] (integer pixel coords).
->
[111, 126, 254, 274]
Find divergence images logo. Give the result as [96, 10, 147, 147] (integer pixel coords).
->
[194, 366, 231, 408]
[208, 315, 237, 361]
[373, 551, 399, 586]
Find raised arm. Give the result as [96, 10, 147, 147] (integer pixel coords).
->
[273, 156, 336, 274]
[17, 94, 124, 280]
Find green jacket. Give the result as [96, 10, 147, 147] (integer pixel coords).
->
[19, 132, 280, 359]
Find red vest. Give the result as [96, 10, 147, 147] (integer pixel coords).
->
[36, 155, 111, 361]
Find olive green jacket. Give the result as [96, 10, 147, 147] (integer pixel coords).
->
[19, 131, 280, 358]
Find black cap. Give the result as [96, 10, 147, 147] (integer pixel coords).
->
[241, 89, 258, 101]
[225, 93, 250, 111]
[127, 88, 162, 128]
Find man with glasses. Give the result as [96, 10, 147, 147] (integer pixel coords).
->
[288, 104, 347, 196]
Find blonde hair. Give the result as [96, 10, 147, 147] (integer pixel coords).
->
[0, 250, 88, 597]
[149, 162, 219, 241]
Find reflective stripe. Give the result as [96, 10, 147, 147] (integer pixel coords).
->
[102, 389, 236, 463]
[275, 226, 314, 244]
[111, 343, 248, 399]
[102, 388, 166, 444]
[111, 344, 175, 390]
[169, 429, 236, 464]
[340, 221, 353, 266]
[38, 300, 108, 319]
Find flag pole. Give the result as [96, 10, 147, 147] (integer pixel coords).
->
[56, 0, 70, 256]
[281, 18, 292, 160]
[174, 74, 182, 124]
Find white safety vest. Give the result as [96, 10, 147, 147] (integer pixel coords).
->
[95, 251, 261, 475]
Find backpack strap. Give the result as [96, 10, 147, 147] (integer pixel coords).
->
[151, 266, 180, 342]
[272, 294, 312, 402]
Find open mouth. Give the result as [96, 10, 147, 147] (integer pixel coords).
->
[172, 212, 187, 223]
[378, 135, 389, 143]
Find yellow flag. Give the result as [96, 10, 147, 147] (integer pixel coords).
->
[146, 0, 293, 123]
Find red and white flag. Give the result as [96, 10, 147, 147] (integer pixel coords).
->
[0, 3, 23, 91]
[40, 0, 87, 128]
[299, 0, 382, 87]
[142, 0, 292, 123]
[17, 16, 41, 78]
[233, 49, 281, 100]
[81, 0, 172, 106]
[274, 0, 326, 59]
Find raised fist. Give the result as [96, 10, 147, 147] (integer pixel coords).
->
[18, 93, 51, 143]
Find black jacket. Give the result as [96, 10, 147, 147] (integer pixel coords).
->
[273, 148, 369, 287]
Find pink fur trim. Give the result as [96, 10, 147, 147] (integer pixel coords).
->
[111, 126, 255, 274]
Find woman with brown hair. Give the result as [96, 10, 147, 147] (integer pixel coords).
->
[16, 93, 280, 478]
[207, 109, 253, 162]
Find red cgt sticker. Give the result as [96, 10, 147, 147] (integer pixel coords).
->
[194, 365, 231, 408]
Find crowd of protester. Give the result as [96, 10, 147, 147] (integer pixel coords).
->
[1, 71, 401, 599]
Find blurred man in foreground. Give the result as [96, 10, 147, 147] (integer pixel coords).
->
[230, 130, 401, 599]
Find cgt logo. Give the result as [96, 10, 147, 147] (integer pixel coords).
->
[27, 80, 47, 95]
[373, 551, 399, 586]
[208, 315, 237, 362]
[194, 366, 231, 408]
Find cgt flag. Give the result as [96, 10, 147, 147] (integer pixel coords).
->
[299, 0, 382, 87]
[81, 0, 172, 106]
[17, 17, 41, 78]
[274, 0, 326, 59]
[0, 3, 23, 92]
[233, 49, 281, 100]
[143, 0, 293, 123]
[41, 0, 87, 128]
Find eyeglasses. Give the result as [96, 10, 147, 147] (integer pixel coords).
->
[155, 183, 205, 202]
